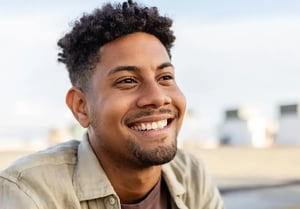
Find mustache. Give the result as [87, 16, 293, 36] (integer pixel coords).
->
[125, 108, 179, 124]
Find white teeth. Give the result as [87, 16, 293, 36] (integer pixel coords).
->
[146, 123, 152, 130]
[132, 119, 168, 131]
[141, 123, 146, 130]
[158, 120, 167, 129]
[152, 122, 158, 129]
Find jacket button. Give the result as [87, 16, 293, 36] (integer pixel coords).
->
[109, 196, 116, 205]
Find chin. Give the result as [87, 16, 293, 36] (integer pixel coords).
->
[129, 140, 177, 167]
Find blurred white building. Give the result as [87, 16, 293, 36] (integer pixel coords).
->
[218, 106, 274, 147]
[276, 103, 300, 145]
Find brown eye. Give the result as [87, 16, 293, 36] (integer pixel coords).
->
[160, 75, 173, 81]
[118, 78, 136, 84]
[158, 74, 175, 86]
[114, 77, 138, 89]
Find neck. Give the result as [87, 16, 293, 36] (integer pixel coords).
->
[87, 132, 166, 204]
[97, 153, 162, 204]
[113, 166, 162, 204]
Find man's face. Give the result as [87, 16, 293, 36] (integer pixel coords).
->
[86, 32, 186, 168]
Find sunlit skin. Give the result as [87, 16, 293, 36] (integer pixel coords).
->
[66, 32, 186, 204]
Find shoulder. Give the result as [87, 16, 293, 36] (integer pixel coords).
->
[0, 140, 81, 208]
[163, 148, 209, 194]
[169, 148, 206, 175]
[165, 149, 224, 209]
[0, 140, 80, 186]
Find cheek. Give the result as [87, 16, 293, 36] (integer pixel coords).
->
[173, 88, 186, 113]
[95, 95, 131, 125]
[172, 88, 186, 128]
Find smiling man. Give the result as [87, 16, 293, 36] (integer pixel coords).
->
[83, 32, 184, 168]
[0, 1, 224, 208]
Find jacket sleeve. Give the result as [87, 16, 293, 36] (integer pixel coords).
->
[0, 177, 39, 209]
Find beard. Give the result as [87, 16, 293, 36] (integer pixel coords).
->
[127, 136, 178, 167]
[90, 121, 178, 168]
[89, 107, 179, 168]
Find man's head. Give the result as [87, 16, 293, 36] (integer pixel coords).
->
[59, 1, 186, 168]
[58, 0, 175, 91]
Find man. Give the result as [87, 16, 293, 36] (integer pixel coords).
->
[0, 1, 224, 208]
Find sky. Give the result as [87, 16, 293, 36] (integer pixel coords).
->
[0, 0, 300, 142]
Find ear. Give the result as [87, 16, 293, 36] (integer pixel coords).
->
[66, 87, 90, 128]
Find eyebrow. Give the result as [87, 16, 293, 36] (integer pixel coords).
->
[107, 62, 174, 76]
[107, 66, 138, 76]
[157, 62, 174, 70]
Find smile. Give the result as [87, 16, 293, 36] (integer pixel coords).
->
[130, 119, 168, 131]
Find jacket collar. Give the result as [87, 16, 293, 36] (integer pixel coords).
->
[73, 134, 187, 205]
[162, 159, 188, 209]
[73, 134, 116, 201]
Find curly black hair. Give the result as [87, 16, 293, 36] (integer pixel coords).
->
[57, 0, 175, 91]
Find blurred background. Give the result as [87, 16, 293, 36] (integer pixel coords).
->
[1, 0, 300, 208]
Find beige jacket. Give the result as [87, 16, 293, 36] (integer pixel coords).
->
[0, 136, 224, 209]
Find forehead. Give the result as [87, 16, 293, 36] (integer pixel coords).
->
[98, 32, 170, 69]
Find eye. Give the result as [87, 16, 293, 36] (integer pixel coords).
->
[159, 75, 173, 81]
[158, 73, 175, 86]
[117, 78, 136, 84]
[114, 77, 138, 89]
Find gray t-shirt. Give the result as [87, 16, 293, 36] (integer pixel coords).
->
[121, 177, 171, 209]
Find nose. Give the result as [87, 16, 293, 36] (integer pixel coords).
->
[136, 82, 171, 108]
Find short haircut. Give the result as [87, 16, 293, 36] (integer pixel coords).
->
[57, 0, 175, 91]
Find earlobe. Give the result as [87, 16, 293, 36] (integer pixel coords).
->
[66, 88, 90, 128]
